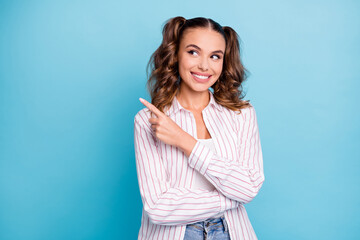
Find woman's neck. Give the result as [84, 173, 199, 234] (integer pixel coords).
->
[176, 87, 210, 112]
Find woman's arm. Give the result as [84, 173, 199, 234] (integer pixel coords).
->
[182, 105, 265, 204]
[134, 112, 238, 226]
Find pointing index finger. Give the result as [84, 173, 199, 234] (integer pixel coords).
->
[139, 98, 163, 117]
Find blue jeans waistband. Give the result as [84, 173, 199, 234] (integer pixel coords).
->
[186, 215, 229, 233]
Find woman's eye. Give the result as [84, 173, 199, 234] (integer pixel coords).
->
[212, 55, 221, 60]
[187, 50, 198, 56]
[187, 50, 221, 60]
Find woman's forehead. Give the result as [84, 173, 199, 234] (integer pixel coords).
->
[180, 28, 226, 50]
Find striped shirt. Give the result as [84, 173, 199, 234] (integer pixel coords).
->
[191, 138, 217, 192]
[133, 89, 265, 240]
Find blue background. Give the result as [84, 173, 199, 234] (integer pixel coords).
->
[1, 0, 359, 239]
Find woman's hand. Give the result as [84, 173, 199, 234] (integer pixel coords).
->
[139, 97, 197, 157]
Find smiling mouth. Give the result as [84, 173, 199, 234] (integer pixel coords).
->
[191, 72, 212, 83]
[191, 72, 211, 79]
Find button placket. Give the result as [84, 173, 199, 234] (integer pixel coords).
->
[202, 108, 219, 153]
[188, 111, 197, 139]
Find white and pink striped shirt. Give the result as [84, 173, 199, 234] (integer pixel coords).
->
[133, 89, 265, 240]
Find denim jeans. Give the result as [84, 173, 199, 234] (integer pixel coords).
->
[183, 216, 231, 240]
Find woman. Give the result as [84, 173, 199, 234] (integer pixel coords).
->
[134, 16, 265, 240]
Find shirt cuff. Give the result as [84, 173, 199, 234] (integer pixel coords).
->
[188, 140, 214, 175]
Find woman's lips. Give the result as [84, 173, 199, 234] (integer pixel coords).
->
[191, 71, 211, 77]
[191, 72, 212, 83]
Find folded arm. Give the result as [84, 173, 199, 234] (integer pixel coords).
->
[187, 105, 265, 204]
[134, 110, 239, 226]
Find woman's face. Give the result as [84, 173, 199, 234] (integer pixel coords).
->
[177, 27, 226, 93]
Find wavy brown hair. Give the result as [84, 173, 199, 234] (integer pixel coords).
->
[146, 16, 250, 116]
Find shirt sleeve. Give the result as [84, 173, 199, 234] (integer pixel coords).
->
[188, 105, 265, 204]
[134, 110, 238, 226]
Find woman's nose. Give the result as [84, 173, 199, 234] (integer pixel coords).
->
[198, 57, 209, 71]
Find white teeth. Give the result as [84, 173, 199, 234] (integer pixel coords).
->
[192, 73, 209, 79]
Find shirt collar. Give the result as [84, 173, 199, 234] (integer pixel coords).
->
[165, 89, 223, 117]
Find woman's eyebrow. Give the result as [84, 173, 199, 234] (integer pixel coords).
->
[185, 44, 224, 55]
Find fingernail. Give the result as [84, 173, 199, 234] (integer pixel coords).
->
[139, 97, 144, 102]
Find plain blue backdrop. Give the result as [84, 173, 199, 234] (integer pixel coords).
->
[0, 0, 359, 239]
